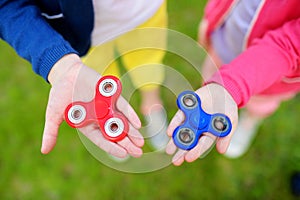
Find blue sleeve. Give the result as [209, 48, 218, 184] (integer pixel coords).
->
[0, 0, 78, 81]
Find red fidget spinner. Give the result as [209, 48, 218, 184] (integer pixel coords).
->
[64, 75, 128, 142]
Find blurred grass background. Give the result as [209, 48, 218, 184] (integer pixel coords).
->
[0, 1, 300, 199]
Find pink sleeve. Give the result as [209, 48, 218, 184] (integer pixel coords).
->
[207, 19, 300, 107]
[203, 0, 235, 39]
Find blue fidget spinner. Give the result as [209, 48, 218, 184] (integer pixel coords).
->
[172, 91, 232, 150]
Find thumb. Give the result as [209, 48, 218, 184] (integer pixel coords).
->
[41, 97, 64, 154]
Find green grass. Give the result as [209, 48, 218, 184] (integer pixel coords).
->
[0, 1, 300, 199]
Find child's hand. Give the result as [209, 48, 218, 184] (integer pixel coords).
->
[41, 54, 144, 158]
[166, 83, 238, 166]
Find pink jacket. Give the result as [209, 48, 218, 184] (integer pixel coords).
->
[203, 0, 300, 107]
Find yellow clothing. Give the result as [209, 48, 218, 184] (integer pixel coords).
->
[83, 1, 167, 91]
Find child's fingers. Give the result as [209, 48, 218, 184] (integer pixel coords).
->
[41, 97, 64, 154]
[127, 124, 144, 148]
[118, 137, 143, 158]
[185, 135, 216, 162]
[172, 150, 186, 166]
[184, 145, 202, 163]
[216, 117, 238, 154]
[167, 110, 185, 137]
[41, 118, 60, 154]
[166, 139, 177, 155]
[80, 125, 128, 158]
[116, 96, 141, 129]
[216, 133, 233, 154]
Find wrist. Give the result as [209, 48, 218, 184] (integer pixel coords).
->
[48, 54, 82, 85]
[204, 83, 238, 110]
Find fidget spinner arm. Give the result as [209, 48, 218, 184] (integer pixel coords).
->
[64, 75, 128, 142]
[172, 91, 232, 150]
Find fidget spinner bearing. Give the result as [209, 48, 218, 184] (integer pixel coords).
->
[172, 91, 232, 150]
[64, 75, 128, 142]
